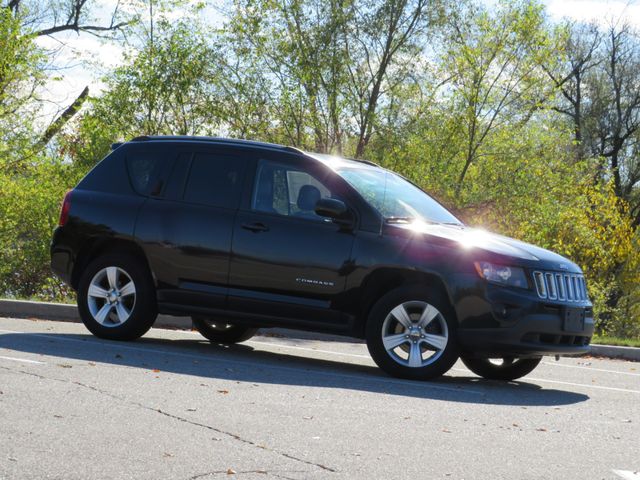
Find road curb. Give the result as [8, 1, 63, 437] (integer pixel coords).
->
[588, 344, 640, 361]
[1, 298, 638, 360]
[0, 298, 192, 330]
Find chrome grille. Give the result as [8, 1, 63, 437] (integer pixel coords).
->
[533, 271, 588, 302]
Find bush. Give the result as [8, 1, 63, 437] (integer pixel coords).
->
[0, 158, 84, 301]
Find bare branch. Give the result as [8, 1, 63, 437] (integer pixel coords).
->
[35, 21, 130, 37]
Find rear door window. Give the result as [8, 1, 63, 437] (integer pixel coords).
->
[183, 153, 248, 209]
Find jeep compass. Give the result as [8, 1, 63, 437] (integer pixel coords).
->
[51, 136, 594, 381]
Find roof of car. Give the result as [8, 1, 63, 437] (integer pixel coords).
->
[125, 135, 380, 168]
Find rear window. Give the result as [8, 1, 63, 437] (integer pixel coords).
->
[126, 149, 174, 196]
[183, 153, 247, 209]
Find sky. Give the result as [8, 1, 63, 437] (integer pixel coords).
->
[33, 0, 640, 125]
[544, 0, 640, 25]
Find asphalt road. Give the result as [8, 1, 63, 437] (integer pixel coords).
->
[0, 317, 638, 480]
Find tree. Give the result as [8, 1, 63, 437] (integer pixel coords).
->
[0, 0, 134, 164]
[344, 0, 442, 157]
[0, 6, 44, 161]
[549, 21, 640, 225]
[220, 0, 344, 151]
[3, 0, 129, 38]
[66, 20, 220, 167]
[542, 22, 601, 159]
[442, 0, 556, 195]
[221, 0, 445, 156]
[592, 24, 640, 221]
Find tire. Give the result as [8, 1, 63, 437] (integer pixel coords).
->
[192, 317, 257, 344]
[365, 285, 459, 380]
[461, 356, 542, 381]
[77, 253, 157, 341]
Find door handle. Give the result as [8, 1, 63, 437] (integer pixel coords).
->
[241, 222, 269, 233]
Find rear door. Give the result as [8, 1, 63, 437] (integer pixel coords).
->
[228, 154, 356, 327]
[135, 143, 250, 311]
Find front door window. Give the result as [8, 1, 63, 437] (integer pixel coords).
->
[252, 160, 335, 222]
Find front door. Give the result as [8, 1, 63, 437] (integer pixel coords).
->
[228, 156, 356, 327]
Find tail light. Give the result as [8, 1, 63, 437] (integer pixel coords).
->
[59, 190, 72, 226]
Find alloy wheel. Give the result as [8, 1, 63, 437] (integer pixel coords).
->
[86, 266, 136, 326]
[381, 300, 449, 368]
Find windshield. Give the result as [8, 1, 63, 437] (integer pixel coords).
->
[336, 167, 462, 225]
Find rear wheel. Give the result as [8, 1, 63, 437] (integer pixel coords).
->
[77, 253, 157, 340]
[461, 356, 542, 381]
[366, 285, 459, 380]
[192, 317, 257, 344]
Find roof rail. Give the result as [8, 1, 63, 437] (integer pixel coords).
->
[352, 158, 380, 167]
[304, 151, 381, 168]
[127, 135, 295, 152]
[285, 145, 305, 155]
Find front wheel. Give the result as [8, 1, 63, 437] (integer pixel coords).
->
[365, 286, 459, 380]
[461, 356, 542, 381]
[192, 317, 257, 344]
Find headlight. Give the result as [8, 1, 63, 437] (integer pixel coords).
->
[474, 261, 528, 288]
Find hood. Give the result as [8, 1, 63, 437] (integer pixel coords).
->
[391, 222, 581, 272]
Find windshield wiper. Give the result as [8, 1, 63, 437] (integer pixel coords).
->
[385, 216, 414, 224]
[385, 217, 463, 227]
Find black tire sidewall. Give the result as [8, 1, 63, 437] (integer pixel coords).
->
[77, 253, 157, 341]
[366, 285, 460, 380]
[192, 317, 257, 344]
[461, 356, 542, 381]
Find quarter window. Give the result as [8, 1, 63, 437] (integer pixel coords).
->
[126, 149, 174, 196]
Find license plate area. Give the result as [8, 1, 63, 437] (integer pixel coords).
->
[563, 307, 585, 333]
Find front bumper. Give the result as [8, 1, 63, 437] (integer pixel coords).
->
[458, 313, 594, 357]
[455, 279, 594, 358]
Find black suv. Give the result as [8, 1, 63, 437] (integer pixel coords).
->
[51, 136, 594, 381]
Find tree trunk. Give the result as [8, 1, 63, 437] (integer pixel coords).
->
[38, 86, 89, 148]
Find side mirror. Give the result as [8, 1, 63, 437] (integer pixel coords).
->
[315, 198, 352, 224]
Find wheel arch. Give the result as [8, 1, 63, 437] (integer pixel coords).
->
[71, 237, 153, 289]
[354, 268, 455, 337]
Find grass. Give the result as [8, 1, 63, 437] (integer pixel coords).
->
[592, 335, 640, 348]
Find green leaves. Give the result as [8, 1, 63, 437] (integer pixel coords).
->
[441, 0, 558, 194]
[0, 7, 46, 161]
[0, 159, 81, 300]
[62, 19, 221, 168]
